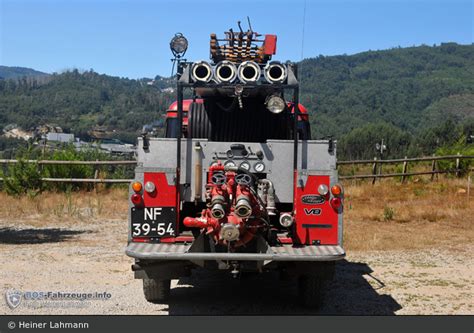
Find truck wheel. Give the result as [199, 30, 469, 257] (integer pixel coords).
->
[142, 278, 171, 303]
[298, 275, 324, 308]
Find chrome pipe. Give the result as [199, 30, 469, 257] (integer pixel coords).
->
[237, 61, 261, 84]
[257, 179, 276, 215]
[263, 61, 287, 84]
[215, 60, 237, 83]
[191, 61, 213, 83]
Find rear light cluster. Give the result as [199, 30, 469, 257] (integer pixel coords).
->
[316, 182, 343, 211]
[131, 181, 143, 206]
[131, 180, 156, 206]
[330, 184, 343, 211]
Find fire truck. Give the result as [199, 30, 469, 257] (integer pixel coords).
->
[126, 24, 345, 307]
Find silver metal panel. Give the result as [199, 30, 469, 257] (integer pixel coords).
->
[126, 243, 345, 262]
[136, 138, 337, 203]
[137, 138, 179, 169]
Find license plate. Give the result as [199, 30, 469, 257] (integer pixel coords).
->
[131, 207, 176, 238]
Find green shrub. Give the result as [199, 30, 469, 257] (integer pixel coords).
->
[42, 146, 96, 191]
[436, 136, 474, 176]
[1, 147, 43, 196]
[1, 143, 135, 195]
[383, 206, 395, 221]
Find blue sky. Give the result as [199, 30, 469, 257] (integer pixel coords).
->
[1, 0, 472, 78]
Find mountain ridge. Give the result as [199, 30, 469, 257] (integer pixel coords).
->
[0, 66, 49, 80]
[1, 42, 473, 158]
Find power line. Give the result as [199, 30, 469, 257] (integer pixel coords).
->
[300, 0, 307, 61]
[299, 0, 308, 89]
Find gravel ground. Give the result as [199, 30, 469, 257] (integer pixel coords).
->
[0, 218, 472, 315]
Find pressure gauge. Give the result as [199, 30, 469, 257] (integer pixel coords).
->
[254, 162, 265, 172]
[240, 161, 250, 171]
[224, 160, 236, 168]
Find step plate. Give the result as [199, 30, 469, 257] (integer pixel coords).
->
[126, 243, 345, 262]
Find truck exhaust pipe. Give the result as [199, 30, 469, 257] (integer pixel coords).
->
[264, 62, 287, 84]
[237, 61, 261, 84]
[215, 60, 237, 83]
[191, 61, 213, 83]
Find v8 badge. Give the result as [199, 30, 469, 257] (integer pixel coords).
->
[304, 208, 322, 215]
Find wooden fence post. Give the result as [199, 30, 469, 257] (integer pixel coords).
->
[467, 174, 471, 200]
[372, 157, 377, 185]
[431, 155, 437, 182]
[455, 152, 461, 177]
[93, 159, 99, 192]
[352, 162, 356, 186]
[401, 156, 408, 183]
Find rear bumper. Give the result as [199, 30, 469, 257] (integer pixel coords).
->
[125, 242, 345, 262]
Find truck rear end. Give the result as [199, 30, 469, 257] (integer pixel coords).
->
[126, 25, 345, 307]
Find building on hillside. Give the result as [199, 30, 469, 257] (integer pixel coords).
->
[45, 132, 75, 143]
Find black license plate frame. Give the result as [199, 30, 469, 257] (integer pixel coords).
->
[130, 207, 177, 238]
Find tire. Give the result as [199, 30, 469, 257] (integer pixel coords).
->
[298, 275, 324, 308]
[142, 278, 171, 303]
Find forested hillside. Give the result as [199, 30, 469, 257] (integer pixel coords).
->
[0, 70, 174, 143]
[0, 66, 49, 80]
[0, 43, 473, 158]
[299, 43, 474, 158]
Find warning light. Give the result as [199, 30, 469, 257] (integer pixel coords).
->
[132, 181, 142, 193]
[331, 184, 342, 196]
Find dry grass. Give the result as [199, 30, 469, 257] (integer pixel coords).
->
[0, 188, 128, 228]
[343, 177, 474, 251]
[0, 177, 472, 252]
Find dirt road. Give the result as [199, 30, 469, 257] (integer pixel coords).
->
[1, 217, 472, 315]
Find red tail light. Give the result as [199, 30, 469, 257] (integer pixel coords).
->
[330, 197, 342, 210]
[131, 193, 143, 206]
